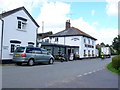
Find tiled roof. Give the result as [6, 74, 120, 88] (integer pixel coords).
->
[0, 6, 39, 27]
[37, 31, 53, 39]
[50, 27, 97, 40]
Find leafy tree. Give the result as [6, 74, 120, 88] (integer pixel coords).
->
[112, 35, 120, 54]
[100, 42, 105, 47]
[105, 44, 110, 47]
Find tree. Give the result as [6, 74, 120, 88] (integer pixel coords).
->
[100, 42, 105, 47]
[112, 35, 120, 54]
[105, 44, 109, 47]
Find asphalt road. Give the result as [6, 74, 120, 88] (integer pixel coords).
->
[2, 58, 119, 88]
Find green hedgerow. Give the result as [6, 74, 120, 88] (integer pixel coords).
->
[112, 55, 120, 70]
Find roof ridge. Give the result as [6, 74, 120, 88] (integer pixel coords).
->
[0, 6, 24, 18]
[71, 27, 95, 38]
[0, 6, 39, 27]
[50, 26, 97, 40]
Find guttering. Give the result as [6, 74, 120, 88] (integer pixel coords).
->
[0, 18, 4, 60]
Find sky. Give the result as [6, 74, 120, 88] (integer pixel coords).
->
[0, 0, 119, 45]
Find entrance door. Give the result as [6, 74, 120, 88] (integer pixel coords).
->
[67, 49, 71, 60]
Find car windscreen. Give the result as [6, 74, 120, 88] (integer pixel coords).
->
[15, 47, 25, 53]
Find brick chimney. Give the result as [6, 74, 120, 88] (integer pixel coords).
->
[65, 20, 71, 29]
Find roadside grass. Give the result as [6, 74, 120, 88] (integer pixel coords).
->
[107, 62, 120, 75]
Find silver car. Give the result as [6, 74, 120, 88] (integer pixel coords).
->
[13, 46, 54, 66]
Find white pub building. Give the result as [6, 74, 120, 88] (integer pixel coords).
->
[42, 20, 97, 59]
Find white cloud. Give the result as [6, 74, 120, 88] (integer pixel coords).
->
[71, 18, 98, 38]
[92, 22, 99, 26]
[106, 0, 119, 16]
[36, 1, 70, 33]
[0, 0, 44, 14]
[70, 18, 117, 45]
[97, 28, 118, 45]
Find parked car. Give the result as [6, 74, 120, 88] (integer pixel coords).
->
[12, 46, 54, 66]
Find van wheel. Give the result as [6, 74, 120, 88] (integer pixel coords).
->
[49, 58, 54, 64]
[28, 59, 34, 66]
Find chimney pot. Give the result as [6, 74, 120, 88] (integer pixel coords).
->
[65, 20, 71, 29]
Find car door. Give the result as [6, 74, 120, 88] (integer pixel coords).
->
[41, 49, 50, 61]
[26, 47, 36, 60]
[34, 48, 43, 62]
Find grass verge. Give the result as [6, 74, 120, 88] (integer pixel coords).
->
[107, 62, 120, 75]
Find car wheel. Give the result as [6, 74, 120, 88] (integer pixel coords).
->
[16, 62, 22, 66]
[49, 58, 54, 64]
[28, 59, 34, 66]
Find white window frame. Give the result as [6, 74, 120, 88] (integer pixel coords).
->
[92, 40, 94, 45]
[84, 38, 86, 43]
[55, 37, 58, 42]
[88, 39, 90, 44]
[17, 20, 27, 31]
[10, 44, 20, 54]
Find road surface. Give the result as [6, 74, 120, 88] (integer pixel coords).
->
[2, 58, 119, 89]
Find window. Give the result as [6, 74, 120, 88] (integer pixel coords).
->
[17, 20, 27, 30]
[92, 50, 94, 56]
[84, 38, 86, 43]
[15, 47, 25, 53]
[26, 47, 42, 54]
[45, 39, 49, 42]
[88, 50, 90, 55]
[11, 44, 15, 53]
[92, 50, 94, 54]
[10, 44, 20, 53]
[84, 50, 87, 56]
[10, 40, 21, 53]
[41, 48, 48, 54]
[34, 48, 41, 54]
[26, 47, 35, 53]
[55, 37, 58, 42]
[18, 21, 21, 29]
[92, 40, 94, 45]
[85, 44, 87, 47]
[84, 50, 86, 55]
[17, 17, 27, 30]
[88, 39, 90, 44]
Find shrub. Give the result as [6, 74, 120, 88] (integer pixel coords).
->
[112, 55, 120, 70]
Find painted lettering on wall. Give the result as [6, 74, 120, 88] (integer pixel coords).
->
[71, 38, 79, 41]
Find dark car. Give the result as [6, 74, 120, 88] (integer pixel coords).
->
[13, 46, 54, 66]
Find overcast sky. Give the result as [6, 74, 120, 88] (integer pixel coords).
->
[0, 0, 119, 45]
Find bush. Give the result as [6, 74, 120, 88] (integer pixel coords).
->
[112, 55, 120, 70]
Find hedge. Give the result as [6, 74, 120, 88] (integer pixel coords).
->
[112, 55, 120, 70]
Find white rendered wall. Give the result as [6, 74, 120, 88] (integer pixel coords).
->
[2, 10, 38, 60]
[49, 36, 96, 58]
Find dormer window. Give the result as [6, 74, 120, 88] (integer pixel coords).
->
[17, 17, 27, 31]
